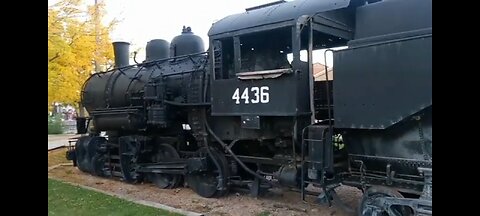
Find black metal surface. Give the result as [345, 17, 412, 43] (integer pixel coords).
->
[138, 161, 186, 171]
[75, 117, 88, 134]
[82, 51, 207, 131]
[306, 125, 333, 179]
[67, 0, 432, 210]
[246, 0, 286, 11]
[359, 186, 412, 216]
[277, 165, 299, 187]
[118, 136, 143, 183]
[90, 107, 145, 131]
[186, 157, 208, 173]
[307, 19, 314, 123]
[170, 26, 205, 57]
[208, 116, 290, 140]
[333, 34, 432, 129]
[186, 147, 230, 198]
[74, 136, 107, 175]
[205, 122, 276, 185]
[314, 81, 334, 120]
[226, 154, 293, 166]
[344, 107, 431, 175]
[380, 197, 432, 216]
[354, 0, 432, 39]
[208, 0, 353, 38]
[211, 74, 309, 116]
[233, 36, 241, 73]
[241, 115, 260, 129]
[341, 112, 431, 194]
[148, 144, 182, 189]
[146, 39, 170, 61]
[418, 167, 432, 200]
[65, 149, 76, 161]
[83, 46, 207, 112]
[333, 0, 432, 129]
[357, 182, 432, 215]
[112, 41, 130, 68]
[147, 105, 167, 127]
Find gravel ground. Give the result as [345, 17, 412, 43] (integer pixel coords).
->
[48, 148, 362, 216]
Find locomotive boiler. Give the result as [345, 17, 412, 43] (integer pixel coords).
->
[67, 0, 432, 215]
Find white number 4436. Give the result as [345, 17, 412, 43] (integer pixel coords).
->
[232, 86, 269, 104]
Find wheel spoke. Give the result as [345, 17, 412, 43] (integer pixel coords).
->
[149, 144, 181, 189]
[187, 147, 229, 198]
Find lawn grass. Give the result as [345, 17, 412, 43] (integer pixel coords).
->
[48, 115, 64, 134]
[48, 178, 182, 216]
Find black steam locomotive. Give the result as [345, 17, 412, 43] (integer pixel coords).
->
[67, 0, 432, 215]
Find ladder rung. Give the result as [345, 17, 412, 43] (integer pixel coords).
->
[109, 155, 120, 159]
[106, 162, 121, 167]
[304, 138, 325, 142]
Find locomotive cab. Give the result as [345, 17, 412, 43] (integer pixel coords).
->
[208, 1, 353, 141]
[204, 0, 357, 198]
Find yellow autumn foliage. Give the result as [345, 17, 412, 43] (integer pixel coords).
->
[48, 0, 115, 111]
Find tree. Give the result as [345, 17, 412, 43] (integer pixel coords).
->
[48, 0, 116, 111]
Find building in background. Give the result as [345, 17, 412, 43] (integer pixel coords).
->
[313, 63, 333, 81]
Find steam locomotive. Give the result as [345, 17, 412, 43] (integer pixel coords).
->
[67, 0, 432, 215]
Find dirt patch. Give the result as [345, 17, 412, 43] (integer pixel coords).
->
[48, 151, 362, 216]
[48, 148, 69, 167]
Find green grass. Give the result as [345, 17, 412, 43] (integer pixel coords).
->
[48, 115, 64, 134]
[256, 211, 271, 216]
[48, 178, 182, 216]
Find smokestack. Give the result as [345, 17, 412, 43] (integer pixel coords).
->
[112, 41, 130, 68]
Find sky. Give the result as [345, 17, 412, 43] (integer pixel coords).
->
[49, 0, 338, 65]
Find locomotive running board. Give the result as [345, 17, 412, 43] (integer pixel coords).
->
[136, 160, 187, 175]
[136, 156, 210, 175]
